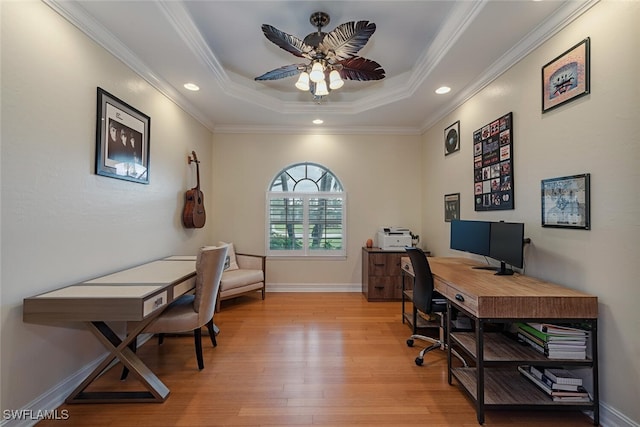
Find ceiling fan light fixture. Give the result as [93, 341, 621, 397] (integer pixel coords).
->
[309, 61, 325, 83]
[329, 70, 344, 90]
[295, 72, 310, 91]
[255, 11, 385, 101]
[314, 79, 329, 96]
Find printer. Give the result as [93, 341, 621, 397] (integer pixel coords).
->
[375, 227, 412, 250]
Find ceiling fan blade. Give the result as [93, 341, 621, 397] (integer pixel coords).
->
[255, 64, 305, 81]
[320, 21, 376, 62]
[338, 57, 386, 81]
[261, 24, 313, 59]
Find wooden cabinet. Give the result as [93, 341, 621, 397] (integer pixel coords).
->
[361, 248, 405, 301]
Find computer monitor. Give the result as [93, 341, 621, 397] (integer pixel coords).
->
[450, 220, 491, 257]
[489, 221, 524, 275]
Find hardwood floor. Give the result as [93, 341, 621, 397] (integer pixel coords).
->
[38, 293, 596, 426]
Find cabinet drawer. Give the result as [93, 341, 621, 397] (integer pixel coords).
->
[436, 278, 478, 316]
[368, 253, 402, 276]
[142, 290, 168, 317]
[367, 277, 399, 300]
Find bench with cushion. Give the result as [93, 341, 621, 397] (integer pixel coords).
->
[217, 242, 266, 311]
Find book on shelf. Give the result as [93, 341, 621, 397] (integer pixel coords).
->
[517, 366, 590, 400]
[528, 366, 582, 391]
[546, 350, 586, 360]
[552, 395, 592, 402]
[516, 330, 587, 359]
[517, 332, 545, 354]
[515, 322, 588, 343]
[527, 323, 590, 336]
[546, 342, 587, 350]
[544, 368, 583, 385]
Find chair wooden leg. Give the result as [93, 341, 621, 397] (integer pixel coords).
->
[206, 319, 217, 347]
[158, 333, 165, 345]
[194, 328, 204, 370]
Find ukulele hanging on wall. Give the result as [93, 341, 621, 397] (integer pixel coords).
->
[182, 151, 206, 228]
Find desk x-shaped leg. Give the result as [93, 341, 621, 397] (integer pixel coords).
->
[66, 319, 169, 403]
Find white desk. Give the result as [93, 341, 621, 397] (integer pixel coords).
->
[23, 258, 196, 403]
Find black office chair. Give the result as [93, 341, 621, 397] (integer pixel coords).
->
[405, 247, 467, 366]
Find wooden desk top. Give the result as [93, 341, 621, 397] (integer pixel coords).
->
[84, 260, 195, 285]
[403, 257, 597, 319]
[23, 259, 197, 323]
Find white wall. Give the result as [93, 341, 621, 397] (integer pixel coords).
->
[1, 2, 213, 413]
[2, 1, 639, 426]
[210, 133, 422, 288]
[421, 1, 639, 424]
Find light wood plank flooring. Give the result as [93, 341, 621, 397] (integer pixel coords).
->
[38, 293, 596, 426]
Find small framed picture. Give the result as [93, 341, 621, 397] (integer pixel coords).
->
[95, 87, 150, 184]
[541, 173, 590, 229]
[444, 121, 460, 156]
[444, 193, 460, 222]
[542, 38, 590, 113]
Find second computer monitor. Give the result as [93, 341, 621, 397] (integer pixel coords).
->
[489, 221, 524, 275]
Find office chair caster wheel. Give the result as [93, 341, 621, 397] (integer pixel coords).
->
[415, 357, 423, 366]
[407, 339, 414, 347]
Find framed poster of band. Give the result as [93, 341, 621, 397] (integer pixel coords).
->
[473, 112, 513, 211]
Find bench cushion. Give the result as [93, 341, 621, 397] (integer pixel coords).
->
[220, 268, 264, 291]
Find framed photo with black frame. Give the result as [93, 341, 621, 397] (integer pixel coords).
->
[444, 193, 460, 222]
[473, 112, 513, 211]
[444, 121, 460, 156]
[542, 38, 590, 113]
[95, 87, 150, 184]
[541, 173, 590, 229]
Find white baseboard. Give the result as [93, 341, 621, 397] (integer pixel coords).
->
[598, 401, 640, 427]
[0, 357, 100, 427]
[266, 282, 361, 293]
[0, 333, 154, 427]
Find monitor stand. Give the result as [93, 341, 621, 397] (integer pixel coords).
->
[472, 265, 498, 271]
[494, 261, 514, 276]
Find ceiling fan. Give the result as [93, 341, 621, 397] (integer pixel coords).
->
[255, 11, 385, 100]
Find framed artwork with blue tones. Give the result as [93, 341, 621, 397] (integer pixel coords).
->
[541, 173, 590, 229]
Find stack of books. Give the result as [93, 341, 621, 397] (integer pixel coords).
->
[517, 365, 591, 402]
[515, 322, 589, 359]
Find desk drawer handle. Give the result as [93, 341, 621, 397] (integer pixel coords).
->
[455, 294, 465, 302]
[373, 263, 385, 267]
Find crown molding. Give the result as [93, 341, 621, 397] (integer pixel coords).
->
[44, 0, 599, 136]
[418, 0, 600, 133]
[43, 0, 216, 131]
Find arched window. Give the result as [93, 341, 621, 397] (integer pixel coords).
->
[266, 162, 346, 257]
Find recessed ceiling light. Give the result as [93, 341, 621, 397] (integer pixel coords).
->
[313, 119, 324, 125]
[184, 83, 200, 91]
[435, 86, 451, 94]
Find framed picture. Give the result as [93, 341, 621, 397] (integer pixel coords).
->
[473, 112, 513, 211]
[95, 87, 150, 184]
[444, 120, 460, 155]
[541, 173, 590, 229]
[542, 38, 590, 113]
[444, 193, 460, 222]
